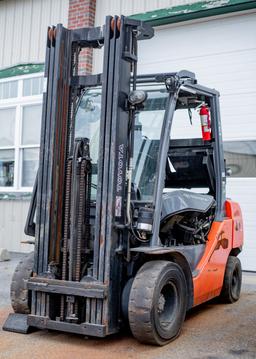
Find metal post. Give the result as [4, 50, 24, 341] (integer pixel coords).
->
[151, 91, 178, 247]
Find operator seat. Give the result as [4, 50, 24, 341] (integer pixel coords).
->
[161, 190, 215, 221]
[165, 138, 216, 194]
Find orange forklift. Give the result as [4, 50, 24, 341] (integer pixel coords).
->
[3, 15, 243, 345]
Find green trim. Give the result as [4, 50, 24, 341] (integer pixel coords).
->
[130, 0, 256, 26]
[0, 63, 44, 80]
[0, 192, 31, 201]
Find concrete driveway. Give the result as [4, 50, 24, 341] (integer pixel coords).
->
[0, 253, 256, 359]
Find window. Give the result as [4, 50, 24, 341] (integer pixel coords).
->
[0, 74, 43, 191]
[22, 105, 42, 145]
[0, 108, 15, 146]
[0, 80, 18, 100]
[133, 90, 168, 200]
[22, 148, 40, 187]
[0, 150, 14, 186]
[23, 77, 44, 97]
[224, 141, 256, 177]
[21, 104, 42, 187]
[171, 108, 202, 139]
[0, 107, 16, 188]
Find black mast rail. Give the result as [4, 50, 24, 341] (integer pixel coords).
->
[17, 16, 153, 336]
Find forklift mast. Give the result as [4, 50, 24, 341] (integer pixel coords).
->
[26, 16, 153, 336]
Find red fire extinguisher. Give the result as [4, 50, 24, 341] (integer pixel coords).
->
[199, 105, 211, 141]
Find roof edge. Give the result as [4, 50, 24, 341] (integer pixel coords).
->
[0, 63, 44, 80]
[130, 0, 256, 26]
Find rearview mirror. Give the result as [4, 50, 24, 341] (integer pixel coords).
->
[226, 167, 232, 177]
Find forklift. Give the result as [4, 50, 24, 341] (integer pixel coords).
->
[3, 16, 243, 345]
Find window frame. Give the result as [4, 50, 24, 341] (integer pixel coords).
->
[0, 72, 43, 192]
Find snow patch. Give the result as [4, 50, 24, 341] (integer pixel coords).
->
[168, 9, 193, 15]
[202, 0, 230, 10]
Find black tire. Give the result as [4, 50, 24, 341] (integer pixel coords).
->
[10, 252, 34, 314]
[128, 260, 187, 346]
[121, 278, 134, 323]
[220, 255, 242, 303]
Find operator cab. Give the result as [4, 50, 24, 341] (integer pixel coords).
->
[74, 72, 224, 249]
[132, 84, 216, 199]
[130, 78, 218, 247]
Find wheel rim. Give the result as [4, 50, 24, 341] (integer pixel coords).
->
[156, 281, 178, 335]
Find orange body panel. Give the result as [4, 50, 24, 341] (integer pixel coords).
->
[192, 200, 244, 307]
[225, 199, 244, 249]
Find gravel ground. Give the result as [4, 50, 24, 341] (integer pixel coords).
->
[0, 253, 256, 359]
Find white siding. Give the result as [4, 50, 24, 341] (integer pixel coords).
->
[95, 0, 199, 26]
[0, 0, 69, 69]
[226, 179, 256, 271]
[93, 0, 199, 73]
[94, 11, 256, 139]
[0, 200, 33, 253]
[0, 0, 68, 254]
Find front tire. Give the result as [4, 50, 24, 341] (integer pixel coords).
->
[220, 255, 242, 303]
[128, 260, 187, 345]
[11, 252, 34, 314]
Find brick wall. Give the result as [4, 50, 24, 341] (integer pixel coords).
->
[68, 0, 96, 74]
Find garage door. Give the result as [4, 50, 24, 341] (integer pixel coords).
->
[138, 12, 256, 271]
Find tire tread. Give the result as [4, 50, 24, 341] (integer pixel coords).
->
[10, 252, 34, 314]
[128, 260, 187, 345]
[220, 255, 242, 303]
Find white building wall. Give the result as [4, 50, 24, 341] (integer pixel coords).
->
[137, 13, 256, 140]
[0, 0, 69, 69]
[0, 0, 69, 253]
[0, 200, 33, 252]
[93, 0, 199, 73]
[95, 0, 199, 26]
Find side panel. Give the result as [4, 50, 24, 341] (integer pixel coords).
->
[225, 199, 244, 249]
[193, 219, 232, 306]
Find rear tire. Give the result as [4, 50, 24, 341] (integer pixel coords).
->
[128, 260, 187, 345]
[220, 255, 242, 303]
[11, 252, 34, 314]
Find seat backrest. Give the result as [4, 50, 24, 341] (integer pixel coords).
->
[166, 138, 215, 192]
